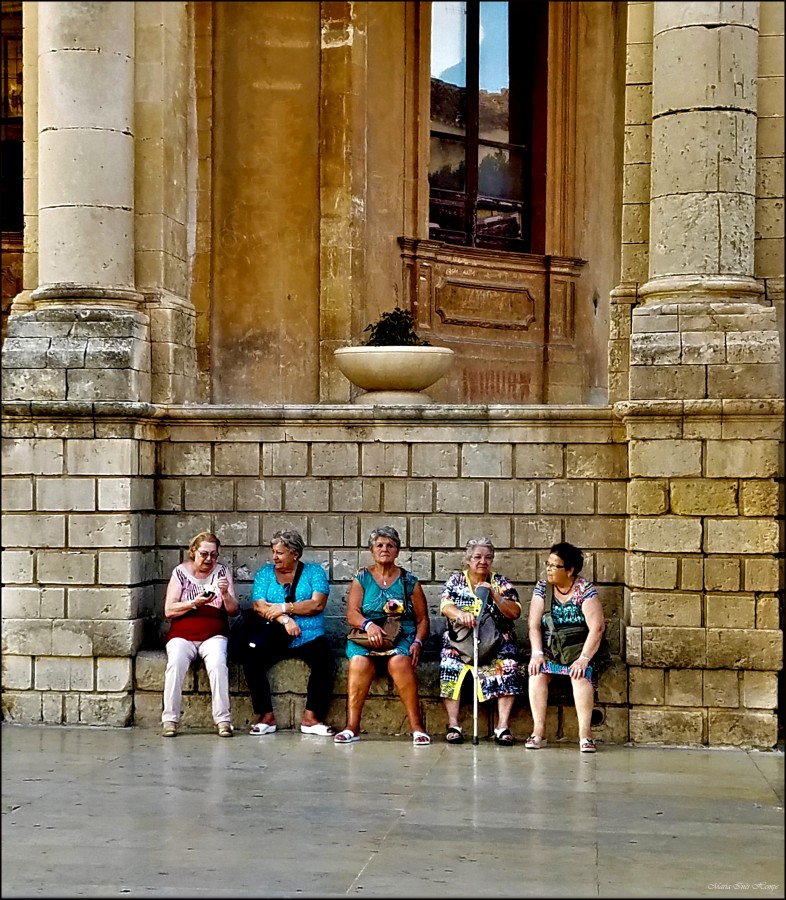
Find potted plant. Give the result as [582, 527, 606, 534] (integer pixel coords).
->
[334, 307, 455, 404]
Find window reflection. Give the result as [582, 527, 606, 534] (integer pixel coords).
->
[478, 1, 509, 143]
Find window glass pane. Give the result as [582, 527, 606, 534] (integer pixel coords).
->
[477, 145, 523, 200]
[478, 1, 509, 143]
[429, 194, 467, 243]
[430, 1, 467, 136]
[429, 136, 466, 193]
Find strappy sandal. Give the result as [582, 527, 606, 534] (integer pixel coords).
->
[445, 726, 464, 745]
[493, 727, 515, 746]
[579, 738, 597, 753]
[524, 734, 547, 749]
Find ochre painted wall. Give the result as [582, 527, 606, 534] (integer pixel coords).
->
[211, 2, 321, 404]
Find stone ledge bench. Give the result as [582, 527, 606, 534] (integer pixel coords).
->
[134, 650, 629, 743]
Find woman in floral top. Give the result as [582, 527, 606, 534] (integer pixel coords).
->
[526, 541, 606, 753]
[439, 538, 524, 745]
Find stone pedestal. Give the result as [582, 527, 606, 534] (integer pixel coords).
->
[1, 2, 151, 405]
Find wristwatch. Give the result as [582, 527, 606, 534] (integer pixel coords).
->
[280, 615, 291, 624]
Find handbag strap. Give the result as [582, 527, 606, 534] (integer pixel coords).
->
[545, 581, 553, 614]
[285, 560, 304, 600]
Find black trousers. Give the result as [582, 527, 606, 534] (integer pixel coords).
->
[241, 634, 336, 720]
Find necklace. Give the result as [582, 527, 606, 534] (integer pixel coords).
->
[554, 580, 574, 596]
[376, 566, 395, 586]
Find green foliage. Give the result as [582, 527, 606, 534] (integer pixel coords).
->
[363, 307, 431, 346]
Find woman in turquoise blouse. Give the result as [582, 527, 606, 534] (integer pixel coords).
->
[243, 529, 336, 736]
[334, 526, 431, 746]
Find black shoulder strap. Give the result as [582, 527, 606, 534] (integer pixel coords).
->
[399, 567, 410, 611]
[545, 581, 553, 614]
[288, 561, 304, 598]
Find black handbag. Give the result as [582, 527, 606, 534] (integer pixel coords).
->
[228, 562, 303, 658]
[448, 584, 504, 666]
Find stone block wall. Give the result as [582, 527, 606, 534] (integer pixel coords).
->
[1, 410, 158, 725]
[2, 404, 632, 744]
[620, 399, 783, 748]
[4, 402, 781, 747]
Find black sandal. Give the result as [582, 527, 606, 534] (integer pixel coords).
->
[494, 727, 515, 746]
[446, 726, 464, 745]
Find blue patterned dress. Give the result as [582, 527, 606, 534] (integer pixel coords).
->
[532, 576, 599, 685]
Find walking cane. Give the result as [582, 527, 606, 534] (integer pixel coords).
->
[472, 585, 490, 746]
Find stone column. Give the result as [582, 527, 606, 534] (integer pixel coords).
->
[640, 2, 762, 306]
[620, 3, 783, 749]
[2, 1, 150, 404]
[1, 3, 154, 728]
[630, 2, 781, 403]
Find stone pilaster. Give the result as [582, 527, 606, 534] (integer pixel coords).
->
[1, 1, 151, 404]
[318, 1, 369, 402]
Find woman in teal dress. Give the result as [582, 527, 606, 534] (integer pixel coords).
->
[335, 526, 431, 746]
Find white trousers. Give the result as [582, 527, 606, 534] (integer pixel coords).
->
[162, 635, 231, 725]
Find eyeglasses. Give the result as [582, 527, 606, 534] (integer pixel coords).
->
[197, 550, 218, 559]
[545, 563, 565, 570]
[469, 554, 493, 562]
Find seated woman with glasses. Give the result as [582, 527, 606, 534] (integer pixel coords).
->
[526, 541, 606, 753]
[161, 531, 239, 737]
[438, 537, 524, 745]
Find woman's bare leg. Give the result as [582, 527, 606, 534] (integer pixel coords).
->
[343, 655, 375, 735]
[388, 654, 426, 732]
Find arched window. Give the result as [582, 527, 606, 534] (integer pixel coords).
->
[428, 1, 548, 253]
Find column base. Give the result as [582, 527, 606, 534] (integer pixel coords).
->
[2, 305, 151, 403]
[31, 284, 144, 307]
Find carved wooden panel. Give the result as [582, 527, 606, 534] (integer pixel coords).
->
[400, 237, 585, 403]
[435, 279, 536, 332]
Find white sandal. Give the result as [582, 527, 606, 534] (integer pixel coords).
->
[249, 722, 277, 735]
[300, 723, 336, 736]
[334, 729, 360, 744]
[412, 731, 432, 746]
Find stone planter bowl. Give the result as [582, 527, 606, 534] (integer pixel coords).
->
[334, 346, 455, 404]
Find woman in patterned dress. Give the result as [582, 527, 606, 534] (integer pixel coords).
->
[439, 538, 524, 746]
[526, 542, 606, 753]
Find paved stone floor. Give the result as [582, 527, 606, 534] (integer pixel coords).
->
[1, 724, 784, 898]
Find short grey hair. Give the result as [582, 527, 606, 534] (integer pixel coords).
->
[464, 537, 495, 563]
[271, 529, 305, 559]
[367, 525, 401, 550]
